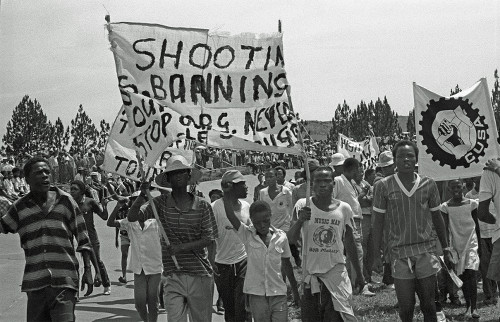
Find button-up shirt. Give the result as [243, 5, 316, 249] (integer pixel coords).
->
[119, 218, 163, 275]
[0, 187, 92, 292]
[237, 224, 291, 296]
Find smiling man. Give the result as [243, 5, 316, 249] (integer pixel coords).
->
[0, 157, 98, 321]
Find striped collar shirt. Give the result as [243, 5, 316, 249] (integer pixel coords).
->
[140, 193, 218, 276]
[0, 186, 92, 292]
[372, 174, 441, 259]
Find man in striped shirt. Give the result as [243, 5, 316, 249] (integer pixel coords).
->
[372, 140, 454, 322]
[0, 157, 99, 321]
[129, 155, 218, 322]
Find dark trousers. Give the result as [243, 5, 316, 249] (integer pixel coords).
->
[92, 242, 110, 288]
[479, 237, 500, 299]
[27, 287, 77, 322]
[460, 269, 477, 310]
[437, 268, 459, 302]
[216, 259, 251, 322]
[301, 280, 343, 322]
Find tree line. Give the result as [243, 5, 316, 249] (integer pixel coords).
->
[1, 95, 110, 161]
[326, 96, 402, 146]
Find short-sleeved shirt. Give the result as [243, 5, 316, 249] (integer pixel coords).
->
[466, 189, 497, 239]
[478, 170, 500, 243]
[212, 199, 250, 265]
[259, 186, 294, 232]
[0, 187, 92, 292]
[119, 218, 163, 275]
[334, 174, 362, 219]
[140, 193, 218, 276]
[237, 224, 290, 296]
[372, 174, 441, 259]
[295, 197, 354, 274]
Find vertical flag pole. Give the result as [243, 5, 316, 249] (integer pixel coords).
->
[279, 20, 310, 285]
[136, 152, 181, 270]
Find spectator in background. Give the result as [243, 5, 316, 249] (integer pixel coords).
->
[329, 153, 345, 178]
[275, 166, 295, 190]
[253, 173, 266, 202]
[48, 151, 59, 184]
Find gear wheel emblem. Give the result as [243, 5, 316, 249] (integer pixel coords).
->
[419, 97, 488, 169]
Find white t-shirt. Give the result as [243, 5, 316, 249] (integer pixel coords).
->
[333, 174, 362, 219]
[259, 186, 294, 232]
[295, 197, 354, 275]
[212, 198, 251, 264]
[478, 170, 500, 243]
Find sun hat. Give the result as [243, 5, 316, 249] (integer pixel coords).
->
[377, 151, 394, 168]
[221, 170, 245, 184]
[329, 153, 345, 167]
[154, 155, 202, 187]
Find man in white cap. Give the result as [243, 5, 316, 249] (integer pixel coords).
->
[128, 155, 218, 322]
[329, 153, 345, 178]
[212, 170, 252, 321]
[374, 151, 396, 185]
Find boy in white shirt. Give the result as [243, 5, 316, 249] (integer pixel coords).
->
[224, 199, 294, 322]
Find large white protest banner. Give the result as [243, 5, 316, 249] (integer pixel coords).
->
[102, 106, 195, 181]
[413, 78, 500, 180]
[337, 133, 379, 169]
[107, 22, 301, 166]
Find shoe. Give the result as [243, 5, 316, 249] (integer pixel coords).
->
[385, 283, 395, 290]
[361, 284, 375, 297]
[216, 298, 224, 312]
[436, 311, 447, 322]
[103, 287, 111, 295]
[471, 309, 480, 319]
[118, 276, 127, 284]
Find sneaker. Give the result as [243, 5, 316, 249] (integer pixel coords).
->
[118, 276, 127, 284]
[471, 309, 480, 319]
[436, 311, 447, 322]
[103, 287, 111, 295]
[385, 283, 395, 290]
[361, 284, 375, 297]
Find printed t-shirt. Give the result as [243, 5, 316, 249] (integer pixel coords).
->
[212, 198, 250, 264]
[294, 197, 354, 275]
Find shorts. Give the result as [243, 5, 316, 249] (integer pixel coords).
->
[392, 252, 441, 280]
[486, 238, 500, 281]
[120, 234, 130, 247]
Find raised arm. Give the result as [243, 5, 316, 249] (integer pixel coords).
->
[222, 198, 242, 231]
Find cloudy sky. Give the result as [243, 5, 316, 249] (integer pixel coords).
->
[0, 0, 498, 140]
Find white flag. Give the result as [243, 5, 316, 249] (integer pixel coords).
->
[413, 78, 500, 180]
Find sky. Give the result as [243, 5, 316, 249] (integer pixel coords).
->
[0, 0, 499, 142]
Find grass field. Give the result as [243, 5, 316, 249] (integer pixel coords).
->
[287, 268, 500, 321]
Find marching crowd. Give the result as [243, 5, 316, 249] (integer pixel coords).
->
[0, 139, 500, 321]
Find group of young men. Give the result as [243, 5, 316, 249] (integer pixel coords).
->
[1, 138, 499, 321]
